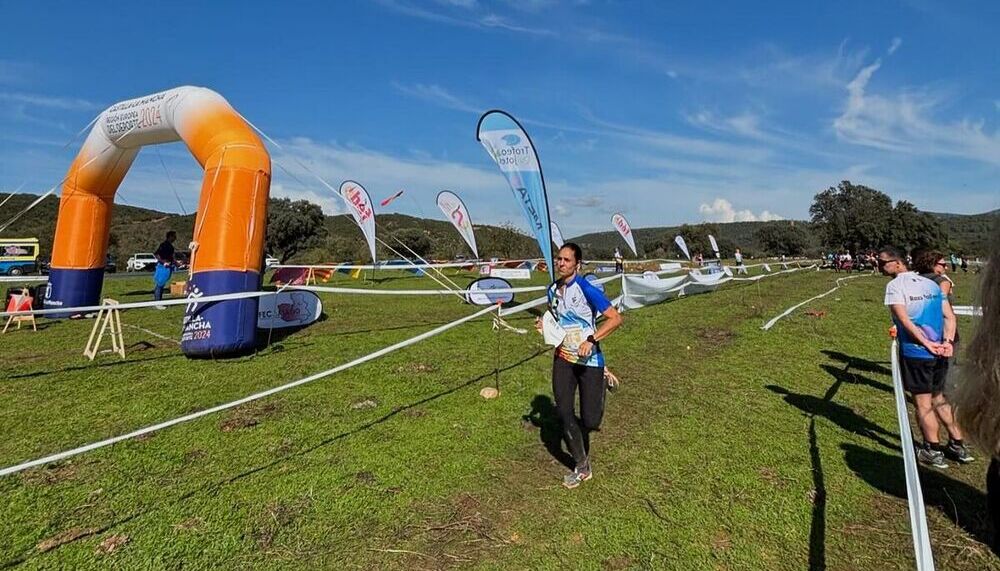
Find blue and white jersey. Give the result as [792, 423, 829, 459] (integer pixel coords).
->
[884, 272, 944, 360]
[547, 274, 612, 367]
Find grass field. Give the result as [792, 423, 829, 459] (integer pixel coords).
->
[0, 266, 994, 570]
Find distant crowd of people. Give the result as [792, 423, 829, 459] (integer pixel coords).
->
[827, 249, 977, 275]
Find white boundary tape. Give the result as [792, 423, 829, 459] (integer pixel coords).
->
[952, 305, 982, 317]
[761, 274, 867, 330]
[890, 339, 936, 571]
[0, 257, 812, 476]
[0, 303, 500, 477]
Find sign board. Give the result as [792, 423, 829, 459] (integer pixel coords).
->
[659, 263, 682, 272]
[466, 277, 515, 306]
[258, 291, 323, 329]
[490, 268, 531, 280]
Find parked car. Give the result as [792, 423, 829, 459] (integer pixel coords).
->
[174, 250, 191, 270]
[265, 255, 279, 269]
[127, 253, 157, 272]
[105, 254, 117, 273]
[0, 238, 40, 276]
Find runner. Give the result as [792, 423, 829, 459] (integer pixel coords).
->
[546, 243, 623, 488]
[878, 246, 972, 468]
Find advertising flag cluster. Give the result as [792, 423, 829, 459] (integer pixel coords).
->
[476, 110, 554, 282]
[550, 221, 565, 249]
[436, 190, 479, 259]
[611, 213, 637, 257]
[380, 189, 404, 207]
[674, 235, 691, 260]
[339, 180, 377, 264]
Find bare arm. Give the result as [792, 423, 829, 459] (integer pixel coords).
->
[941, 298, 957, 357]
[577, 306, 623, 358]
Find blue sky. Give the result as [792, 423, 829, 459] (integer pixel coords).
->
[1, 0, 998, 237]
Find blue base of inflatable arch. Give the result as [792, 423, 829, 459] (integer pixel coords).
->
[43, 268, 105, 317]
[181, 270, 260, 358]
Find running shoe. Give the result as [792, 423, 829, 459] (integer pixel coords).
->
[562, 466, 593, 489]
[944, 441, 975, 464]
[917, 446, 948, 469]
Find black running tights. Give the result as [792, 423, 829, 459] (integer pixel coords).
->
[552, 357, 606, 466]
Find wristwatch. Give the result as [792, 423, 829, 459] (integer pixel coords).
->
[586, 335, 597, 344]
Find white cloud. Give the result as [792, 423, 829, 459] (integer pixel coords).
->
[698, 198, 783, 223]
[833, 58, 1000, 165]
[391, 82, 480, 113]
[0, 92, 100, 111]
[888, 37, 902, 55]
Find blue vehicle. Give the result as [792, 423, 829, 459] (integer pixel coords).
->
[0, 238, 40, 276]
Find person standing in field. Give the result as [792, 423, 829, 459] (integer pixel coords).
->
[734, 248, 747, 275]
[153, 230, 177, 308]
[878, 246, 972, 468]
[546, 242, 623, 489]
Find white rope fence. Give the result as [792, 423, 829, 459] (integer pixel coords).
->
[889, 337, 936, 571]
[761, 274, 868, 330]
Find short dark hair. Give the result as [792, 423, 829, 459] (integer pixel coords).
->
[878, 245, 905, 261]
[559, 242, 583, 263]
[166, 230, 177, 239]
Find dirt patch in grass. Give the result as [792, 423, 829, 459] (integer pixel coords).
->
[251, 497, 312, 551]
[94, 534, 129, 556]
[695, 327, 737, 349]
[36, 527, 99, 553]
[602, 554, 634, 570]
[398, 492, 512, 568]
[20, 462, 77, 486]
[219, 402, 280, 432]
[172, 517, 205, 533]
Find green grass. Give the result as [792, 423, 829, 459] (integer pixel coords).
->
[0, 267, 994, 570]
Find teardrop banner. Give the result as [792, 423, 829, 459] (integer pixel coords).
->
[339, 180, 377, 264]
[436, 190, 479, 259]
[612, 213, 637, 256]
[477, 110, 554, 282]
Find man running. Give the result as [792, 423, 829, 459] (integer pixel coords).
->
[546, 243, 623, 488]
[878, 246, 972, 467]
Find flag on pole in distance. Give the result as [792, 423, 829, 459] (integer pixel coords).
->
[708, 234, 720, 258]
[550, 221, 565, 249]
[674, 235, 691, 260]
[477, 110, 554, 282]
[350, 267, 363, 279]
[436, 190, 479, 259]
[612, 213, 637, 257]
[338, 181, 377, 264]
[380, 189, 404, 207]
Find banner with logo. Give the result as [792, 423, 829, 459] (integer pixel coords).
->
[436, 190, 479, 259]
[477, 110, 554, 282]
[550, 221, 565, 249]
[708, 234, 720, 258]
[674, 235, 691, 260]
[339, 180, 377, 264]
[612, 213, 637, 256]
[257, 291, 323, 329]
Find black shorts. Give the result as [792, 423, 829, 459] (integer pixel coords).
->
[900, 356, 948, 395]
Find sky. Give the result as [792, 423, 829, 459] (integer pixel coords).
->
[1, 0, 998, 237]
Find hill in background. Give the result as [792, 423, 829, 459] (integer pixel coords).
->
[1, 193, 995, 267]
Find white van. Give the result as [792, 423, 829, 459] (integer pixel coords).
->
[127, 253, 157, 272]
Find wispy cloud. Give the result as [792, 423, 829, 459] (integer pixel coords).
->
[888, 37, 903, 55]
[391, 82, 481, 113]
[375, 0, 557, 37]
[833, 58, 1000, 165]
[698, 198, 783, 223]
[0, 92, 100, 111]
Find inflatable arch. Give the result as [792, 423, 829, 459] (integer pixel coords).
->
[45, 86, 271, 357]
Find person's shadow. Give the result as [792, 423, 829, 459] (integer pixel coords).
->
[766, 385, 899, 450]
[523, 395, 574, 469]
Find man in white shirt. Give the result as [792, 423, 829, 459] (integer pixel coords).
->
[879, 246, 972, 468]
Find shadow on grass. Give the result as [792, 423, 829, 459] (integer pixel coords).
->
[522, 395, 574, 469]
[841, 443, 994, 549]
[819, 364, 892, 395]
[821, 350, 892, 376]
[0, 348, 551, 566]
[5, 353, 178, 380]
[808, 418, 826, 570]
[766, 385, 899, 450]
